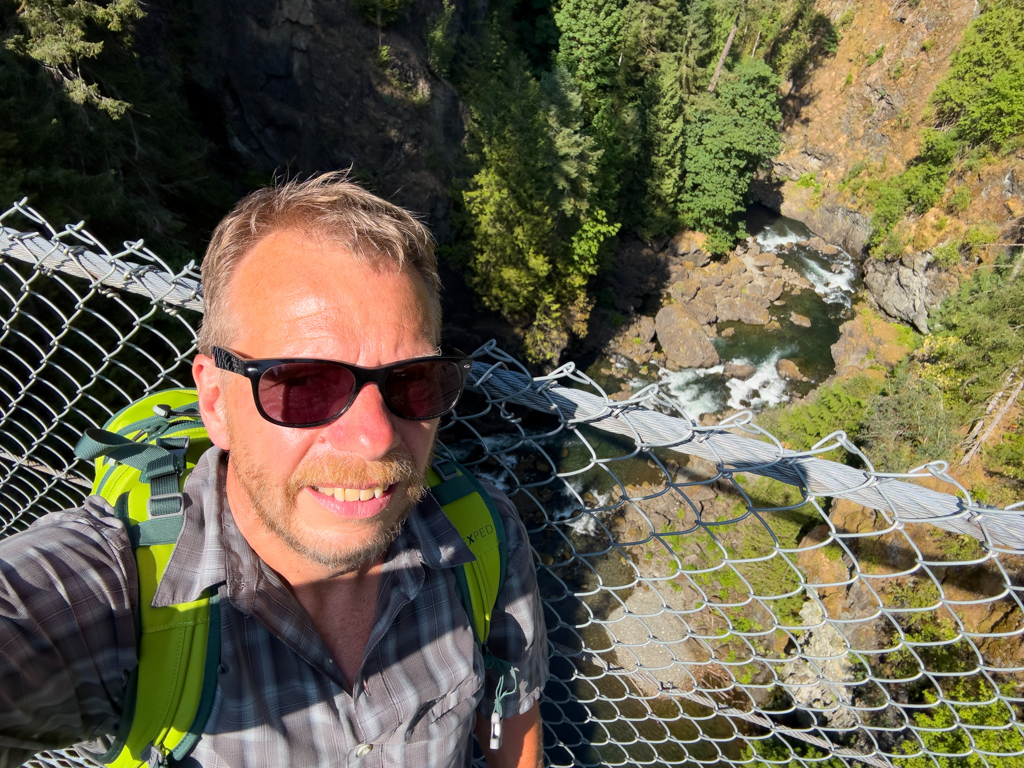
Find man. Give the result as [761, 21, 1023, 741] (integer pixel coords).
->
[0, 173, 548, 767]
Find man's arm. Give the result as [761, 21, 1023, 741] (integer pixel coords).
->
[0, 499, 137, 767]
[474, 704, 543, 768]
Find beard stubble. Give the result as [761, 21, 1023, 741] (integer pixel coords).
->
[227, 427, 431, 573]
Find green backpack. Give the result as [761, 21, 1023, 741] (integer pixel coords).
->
[74, 388, 511, 766]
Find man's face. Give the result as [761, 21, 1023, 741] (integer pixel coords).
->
[204, 229, 439, 572]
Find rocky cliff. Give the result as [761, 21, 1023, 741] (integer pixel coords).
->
[754, 0, 1024, 325]
[140, 0, 468, 238]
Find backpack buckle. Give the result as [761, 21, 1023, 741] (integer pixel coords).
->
[148, 492, 184, 517]
[432, 459, 460, 481]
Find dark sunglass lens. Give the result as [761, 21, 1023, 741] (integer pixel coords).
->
[259, 362, 355, 425]
[385, 361, 464, 419]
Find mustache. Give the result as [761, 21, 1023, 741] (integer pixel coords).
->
[288, 450, 419, 490]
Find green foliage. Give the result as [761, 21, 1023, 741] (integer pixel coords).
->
[866, 44, 885, 66]
[859, 365, 960, 472]
[990, 419, 1024, 480]
[744, 735, 846, 768]
[765, 0, 842, 79]
[680, 59, 781, 250]
[0, 1, 236, 265]
[933, 241, 962, 267]
[455, 0, 791, 353]
[4, 0, 143, 117]
[962, 222, 999, 257]
[931, 0, 1024, 149]
[929, 267, 1024, 408]
[895, 678, 1024, 768]
[426, 0, 456, 77]
[948, 185, 971, 214]
[795, 171, 823, 206]
[867, 129, 960, 256]
[554, 0, 624, 111]
[758, 375, 882, 454]
[921, 38, 934, 52]
[462, 51, 619, 362]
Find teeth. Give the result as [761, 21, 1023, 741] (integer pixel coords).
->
[315, 485, 386, 501]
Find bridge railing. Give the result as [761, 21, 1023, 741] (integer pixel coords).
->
[3, 200, 1023, 768]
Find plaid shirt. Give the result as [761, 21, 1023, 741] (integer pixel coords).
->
[0, 448, 547, 768]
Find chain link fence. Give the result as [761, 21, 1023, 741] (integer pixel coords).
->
[3, 200, 1024, 768]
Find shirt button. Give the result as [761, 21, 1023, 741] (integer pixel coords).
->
[355, 743, 373, 758]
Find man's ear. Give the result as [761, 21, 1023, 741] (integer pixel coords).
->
[193, 353, 231, 450]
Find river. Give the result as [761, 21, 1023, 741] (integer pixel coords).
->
[594, 207, 859, 419]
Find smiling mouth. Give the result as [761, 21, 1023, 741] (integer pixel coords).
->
[312, 484, 389, 502]
[307, 483, 398, 519]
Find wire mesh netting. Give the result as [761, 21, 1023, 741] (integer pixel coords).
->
[3, 200, 1024, 768]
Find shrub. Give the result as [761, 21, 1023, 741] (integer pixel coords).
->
[932, 241, 962, 266]
[866, 45, 886, 66]
[962, 223, 999, 257]
[949, 185, 971, 214]
[859, 366, 960, 472]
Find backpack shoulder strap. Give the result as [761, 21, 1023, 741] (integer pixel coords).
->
[427, 459, 518, 750]
[427, 458, 507, 645]
[75, 393, 220, 767]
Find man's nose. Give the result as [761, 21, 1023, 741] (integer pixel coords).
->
[322, 382, 400, 460]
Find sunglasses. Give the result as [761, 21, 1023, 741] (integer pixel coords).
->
[212, 346, 473, 427]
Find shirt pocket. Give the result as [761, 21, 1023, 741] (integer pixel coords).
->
[404, 674, 483, 743]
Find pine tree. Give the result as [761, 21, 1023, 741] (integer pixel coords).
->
[679, 58, 781, 251]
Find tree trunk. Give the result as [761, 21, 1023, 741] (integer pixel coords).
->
[708, 14, 740, 93]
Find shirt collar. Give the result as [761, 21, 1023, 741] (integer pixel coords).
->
[152, 447, 474, 608]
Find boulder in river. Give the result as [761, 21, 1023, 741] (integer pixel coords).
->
[724, 362, 756, 380]
[655, 305, 721, 369]
[790, 312, 812, 328]
[777, 358, 809, 381]
[718, 296, 771, 325]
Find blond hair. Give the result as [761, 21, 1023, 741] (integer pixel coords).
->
[197, 171, 440, 354]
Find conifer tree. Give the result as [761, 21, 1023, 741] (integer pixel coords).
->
[680, 59, 781, 251]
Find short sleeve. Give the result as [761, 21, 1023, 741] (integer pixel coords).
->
[0, 498, 139, 768]
[475, 484, 549, 718]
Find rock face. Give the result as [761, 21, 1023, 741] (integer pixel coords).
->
[605, 315, 658, 365]
[665, 247, 809, 324]
[778, 601, 859, 730]
[723, 362, 756, 380]
[862, 252, 960, 333]
[830, 304, 916, 376]
[789, 312, 812, 328]
[157, 0, 467, 237]
[749, 0, 988, 257]
[655, 305, 720, 369]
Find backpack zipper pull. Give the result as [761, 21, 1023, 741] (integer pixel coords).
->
[489, 707, 503, 750]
